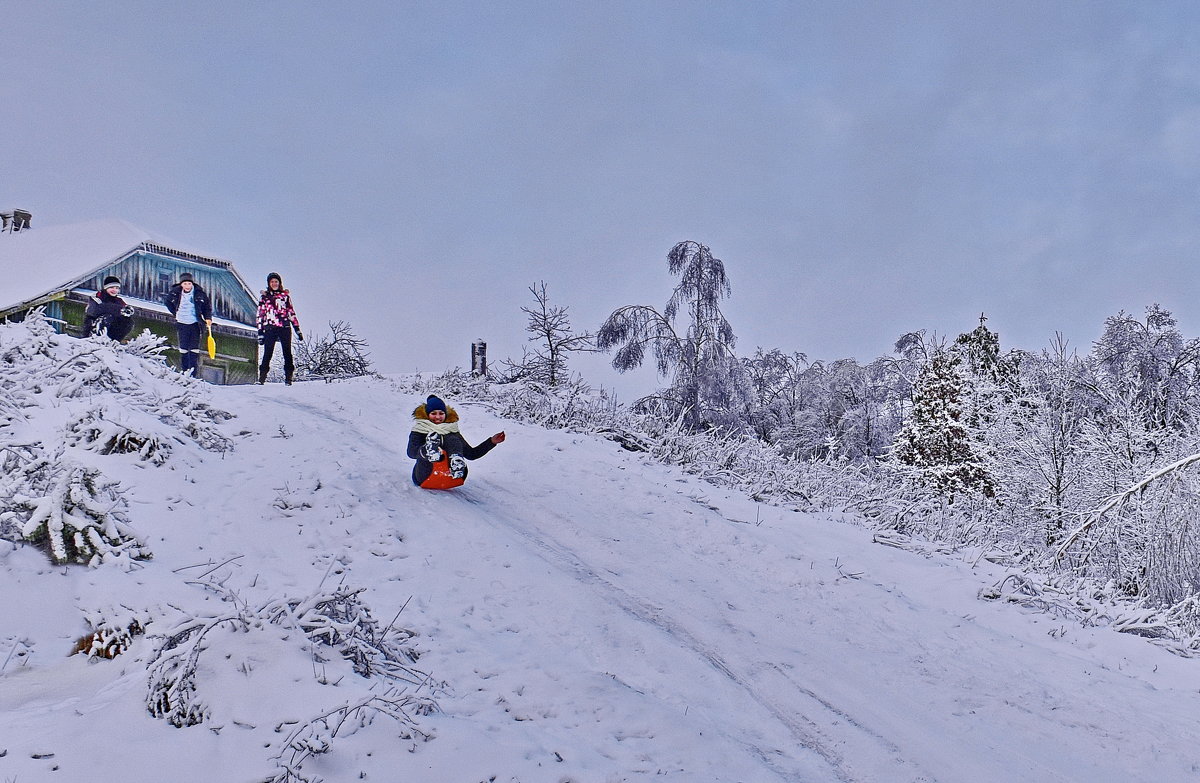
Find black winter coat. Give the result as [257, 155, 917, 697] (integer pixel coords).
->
[164, 283, 213, 323]
[82, 290, 133, 339]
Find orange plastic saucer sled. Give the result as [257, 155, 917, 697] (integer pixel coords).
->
[419, 457, 465, 490]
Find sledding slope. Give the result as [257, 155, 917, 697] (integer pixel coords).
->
[3, 372, 1200, 782]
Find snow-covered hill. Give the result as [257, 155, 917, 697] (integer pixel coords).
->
[2, 325, 1200, 782]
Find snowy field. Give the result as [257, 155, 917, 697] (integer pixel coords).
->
[2, 334, 1200, 782]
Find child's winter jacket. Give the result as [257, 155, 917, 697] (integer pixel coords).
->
[165, 282, 214, 323]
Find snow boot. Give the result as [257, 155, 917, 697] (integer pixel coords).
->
[257, 367, 268, 385]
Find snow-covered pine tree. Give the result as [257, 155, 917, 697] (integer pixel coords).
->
[16, 459, 151, 566]
[953, 313, 1019, 387]
[892, 349, 995, 498]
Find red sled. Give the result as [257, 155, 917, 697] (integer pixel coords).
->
[419, 458, 465, 490]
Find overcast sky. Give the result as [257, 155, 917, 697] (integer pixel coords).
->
[3, 1, 1199, 399]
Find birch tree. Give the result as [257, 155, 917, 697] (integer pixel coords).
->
[598, 241, 749, 431]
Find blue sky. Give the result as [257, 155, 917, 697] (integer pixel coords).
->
[3, 1, 1199, 397]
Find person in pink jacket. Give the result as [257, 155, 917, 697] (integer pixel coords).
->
[256, 272, 303, 385]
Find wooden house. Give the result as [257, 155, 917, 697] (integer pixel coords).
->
[0, 219, 261, 384]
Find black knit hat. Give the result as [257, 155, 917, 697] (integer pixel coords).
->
[179, 272, 194, 284]
[267, 272, 282, 286]
[102, 275, 121, 290]
[425, 395, 447, 414]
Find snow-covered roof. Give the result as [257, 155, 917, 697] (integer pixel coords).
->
[0, 219, 248, 312]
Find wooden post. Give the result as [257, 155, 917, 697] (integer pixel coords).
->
[471, 339, 487, 377]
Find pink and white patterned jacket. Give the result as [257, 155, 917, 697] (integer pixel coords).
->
[256, 288, 301, 331]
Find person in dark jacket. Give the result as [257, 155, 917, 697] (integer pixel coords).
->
[164, 272, 214, 377]
[407, 395, 505, 488]
[256, 271, 303, 385]
[82, 275, 135, 341]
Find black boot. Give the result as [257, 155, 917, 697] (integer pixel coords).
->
[258, 367, 268, 385]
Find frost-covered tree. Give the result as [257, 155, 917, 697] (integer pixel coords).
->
[1088, 305, 1200, 430]
[831, 357, 907, 461]
[294, 321, 373, 379]
[742, 344, 912, 462]
[503, 282, 595, 386]
[598, 241, 749, 431]
[742, 348, 808, 441]
[990, 335, 1091, 545]
[892, 349, 995, 498]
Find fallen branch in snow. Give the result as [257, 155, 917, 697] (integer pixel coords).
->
[146, 582, 439, 731]
[146, 612, 248, 727]
[1054, 451, 1200, 562]
[267, 692, 435, 783]
[979, 573, 1200, 657]
[260, 587, 432, 683]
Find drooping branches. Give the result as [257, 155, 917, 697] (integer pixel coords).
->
[598, 241, 748, 431]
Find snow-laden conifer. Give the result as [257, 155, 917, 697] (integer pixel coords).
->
[16, 458, 150, 566]
[892, 348, 995, 498]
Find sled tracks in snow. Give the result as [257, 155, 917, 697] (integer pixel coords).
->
[467, 487, 933, 783]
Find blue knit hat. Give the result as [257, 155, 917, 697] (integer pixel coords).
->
[425, 395, 447, 414]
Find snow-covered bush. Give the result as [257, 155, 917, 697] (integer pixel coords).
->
[1052, 451, 1200, 606]
[64, 405, 175, 464]
[146, 609, 230, 727]
[146, 581, 437, 781]
[146, 582, 436, 755]
[0, 315, 238, 564]
[260, 587, 424, 681]
[269, 693, 433, 783]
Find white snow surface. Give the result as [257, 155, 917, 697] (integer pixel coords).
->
[3, 369, 1200, 782]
